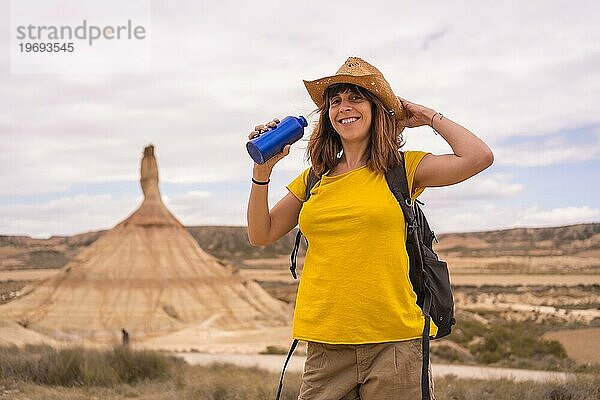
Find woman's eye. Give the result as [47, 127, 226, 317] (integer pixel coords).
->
[330, 98, 340, 105]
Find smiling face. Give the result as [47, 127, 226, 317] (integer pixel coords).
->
[308, 82, 403, 176]
[327, 84, 373, 145]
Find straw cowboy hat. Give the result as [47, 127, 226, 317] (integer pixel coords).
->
[303, 57, 406, 122]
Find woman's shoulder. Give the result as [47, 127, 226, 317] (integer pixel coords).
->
[299, 166, 314, 181]
[401, 149, 429, 156]
[402, 150, 430, 164]
[288, 166, 314, 188]
[287, 167, 309, 202]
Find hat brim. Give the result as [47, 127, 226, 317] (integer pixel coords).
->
[303, 74, 404, 121]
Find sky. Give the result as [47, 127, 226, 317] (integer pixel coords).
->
[1, 0, 599, 238]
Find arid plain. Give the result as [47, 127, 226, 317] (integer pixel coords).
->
[1, 223, 598, 369]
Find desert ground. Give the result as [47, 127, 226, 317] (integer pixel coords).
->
[1, 223, 598, 381]
[543, 328, 600, 364]
[1, 258, 598, 366]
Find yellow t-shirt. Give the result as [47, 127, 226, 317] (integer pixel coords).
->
[286, 151, 437, 344]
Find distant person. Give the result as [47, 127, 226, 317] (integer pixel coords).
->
[121, 328, 129, 346]
[246, 57, 493, 399]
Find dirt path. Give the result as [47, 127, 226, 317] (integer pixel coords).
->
[177, 353, 572, 382]
[0, 268, 59, 281]
[449, 274, 600, 286]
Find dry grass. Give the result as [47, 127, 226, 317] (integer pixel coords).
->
[0, 345, 176, 387]
[0, 346, 301, 400]
[436, 373, 599, 400]
[1, 346, 599, 399]
[431, 310, 579, 371]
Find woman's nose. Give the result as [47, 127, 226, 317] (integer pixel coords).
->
[339, 100, 352, 112]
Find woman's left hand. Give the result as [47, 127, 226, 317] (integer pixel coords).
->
[396, 97, 437, 128]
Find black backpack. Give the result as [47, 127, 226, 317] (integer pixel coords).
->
[276, 153, 455, 400]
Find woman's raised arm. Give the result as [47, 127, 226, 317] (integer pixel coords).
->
[398, 97, 494, 188]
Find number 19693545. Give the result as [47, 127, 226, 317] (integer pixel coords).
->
[19, 42, 74, 53]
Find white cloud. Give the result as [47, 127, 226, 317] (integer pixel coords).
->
[163, 190, 212, 211]
[160, 188, 251, 227]
[3, 190, 598, 238]
[520, 205, 600, 226]
[0, 0, 599, 235]
[425, 204, 600, 234]
[0, 194, 141, 238]
[422, 174, 525, 208]
[493, 129, 600, 166]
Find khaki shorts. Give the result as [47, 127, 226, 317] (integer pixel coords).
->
[298, 338, 435, 400]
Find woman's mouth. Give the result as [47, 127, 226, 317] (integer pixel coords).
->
[339, 117, 359, 125]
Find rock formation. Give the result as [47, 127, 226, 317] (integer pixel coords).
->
[0, 145, 290, 344]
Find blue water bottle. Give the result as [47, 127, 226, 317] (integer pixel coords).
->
[246, 116, 308, 164]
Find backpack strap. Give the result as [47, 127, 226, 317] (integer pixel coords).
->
[421, 291, 433, 400]
[305, 168, 320, 198]
[280, 169, 320, 398]
[289, 168, 320, 279]
[385, 153, 417, 233]
[385, 158, 426, 297]
[289, 232, 302, 279]
[384, 154, 433, 400]
[275, 338, 299, 400]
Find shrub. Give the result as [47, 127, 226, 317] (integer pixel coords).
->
[469, 321, 568, 367]
[0, 345, 178, 387]
[436, 373, 600, 400]
[109, 346, 173, 384]
[431, 344, 471, 363]
[448, 318, 487, 346]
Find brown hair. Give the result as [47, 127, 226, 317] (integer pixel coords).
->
[306, 83, 405, 177]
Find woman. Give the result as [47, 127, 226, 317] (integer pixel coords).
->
[247, 57, 493, 400]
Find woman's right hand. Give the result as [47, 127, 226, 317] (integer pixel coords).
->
[247, 117, 302, 247]
[248, 118, 291, 180]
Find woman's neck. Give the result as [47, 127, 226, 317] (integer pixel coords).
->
[337, 156, 366, 170]
[328, 149, 368, 177]
[338, 142, 369, 170]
